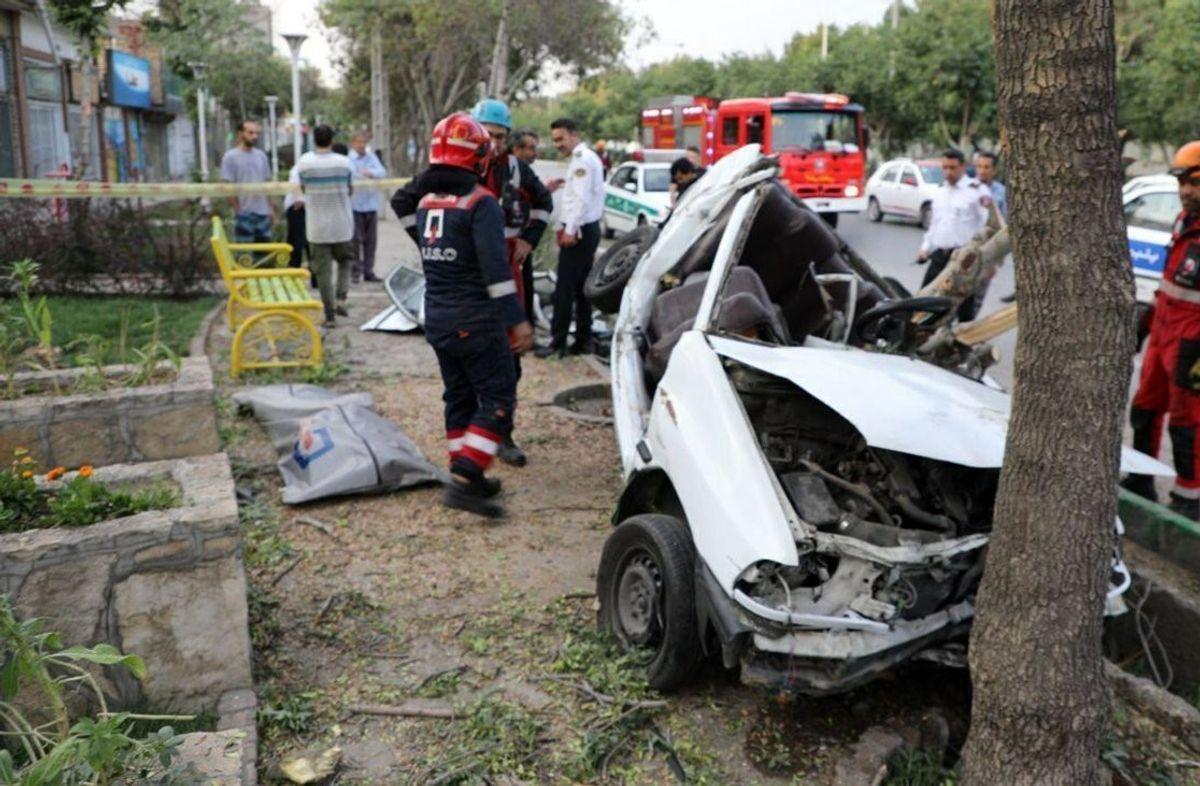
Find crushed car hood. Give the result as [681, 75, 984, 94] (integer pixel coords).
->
[709, 336, 1172, 475]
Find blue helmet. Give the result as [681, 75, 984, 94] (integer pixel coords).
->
[471, 98, 512, 130]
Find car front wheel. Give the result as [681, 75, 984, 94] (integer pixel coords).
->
[597, 514, 700, 691]
[867, 197, 883, 222]
[584, 224, 659, 314]
[919, 202, 932, 230]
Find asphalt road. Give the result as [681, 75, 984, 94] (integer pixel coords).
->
[534, 159, 1018, 388]
[836, 210, 1018, 390]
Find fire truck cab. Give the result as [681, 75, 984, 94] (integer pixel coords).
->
[641, 92, 868, 225]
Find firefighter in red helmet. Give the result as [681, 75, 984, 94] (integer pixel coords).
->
[400, 112, 533, 518]
[1124, 141, 1200, 517]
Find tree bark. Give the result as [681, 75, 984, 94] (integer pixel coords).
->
[960, 2, 1134, 785]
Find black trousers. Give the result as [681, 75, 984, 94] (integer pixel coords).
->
[920, 247, 981, 322]
[550, 221, 601, 349]
[353, 211, 378, 278]
[285, 205, 308, 268]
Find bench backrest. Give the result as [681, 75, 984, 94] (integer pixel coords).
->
[210, 216, 238, 285]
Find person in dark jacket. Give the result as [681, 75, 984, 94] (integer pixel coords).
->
[396, 112, 533, 518]
[472, 98, 553, 467]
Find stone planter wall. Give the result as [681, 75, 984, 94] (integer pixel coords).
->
[0, 453, 252, 713]
[0, 356, 220, 469]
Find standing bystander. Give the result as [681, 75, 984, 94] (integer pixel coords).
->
[296, 125, 356, 327]
[916, 149, 991, 321]
[536, 117, 605, 358]
[221, 120, 273, 242]
[511, 129, 540, 166]
[349, 132, 387, 283]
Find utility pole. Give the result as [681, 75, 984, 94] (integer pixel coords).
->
[190, 62, 209, 182]
[820, 0, 829, 60]
[283, 32, 307, 163]
[486, 0, 510, 97]
[369, 28, 391, 173]
[264, 95, 279, 177]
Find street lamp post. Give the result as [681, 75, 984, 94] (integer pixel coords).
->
[189, 61, 208, 181]
[264, 95, 279, 176]
[282, 33, 307, 163]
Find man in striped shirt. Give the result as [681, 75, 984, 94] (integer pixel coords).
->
[296, 125, 355, 327]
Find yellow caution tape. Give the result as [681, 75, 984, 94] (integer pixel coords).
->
[0, 177, 412, 199]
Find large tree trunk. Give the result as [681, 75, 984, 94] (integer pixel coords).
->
[960, 2, 1134, 785]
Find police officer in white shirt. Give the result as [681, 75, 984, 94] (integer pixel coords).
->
[917, 148, 991, 321]
[536, 117, 606, 358]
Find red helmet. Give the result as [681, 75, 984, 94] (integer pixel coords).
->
[429, 112, 491, 173]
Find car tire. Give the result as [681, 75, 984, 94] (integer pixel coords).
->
[883, 276, 912, 298]
[597, 513, 700, 692]
[820, 212, 839, 229]
[919, 202, 932, 230]
[867, 197, 883, 223]
[602, 217, 615, 239]
[585, 224, 660, 314]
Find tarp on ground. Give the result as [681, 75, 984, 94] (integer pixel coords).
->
[232, 384, 443, 504]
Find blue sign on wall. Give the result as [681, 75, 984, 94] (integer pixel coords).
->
[107, 50, 151, 109]
[1129, 238, 1168, 275]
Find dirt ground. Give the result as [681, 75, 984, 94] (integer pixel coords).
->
[199, 226, 1200, 785]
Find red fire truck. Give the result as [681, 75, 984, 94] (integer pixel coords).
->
[640, 93, 868, 226]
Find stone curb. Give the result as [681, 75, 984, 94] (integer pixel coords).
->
[189, 298, 227, 359]
[1119, 488, 1200, 573]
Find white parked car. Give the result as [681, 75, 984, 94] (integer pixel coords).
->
[602, 161, 672, 237]
[1124, 174, 1181, 305]
[865, 158, 943, 229]
[595, 145, 1168, 694]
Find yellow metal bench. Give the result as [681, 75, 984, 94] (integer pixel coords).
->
[210, 216, 324, 377]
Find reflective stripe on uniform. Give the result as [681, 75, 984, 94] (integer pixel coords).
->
[530, 209, 550, 222]
[1160, 279, 1200, 305]
[487, 280, 518, 298]
[504, 227, 521, 238]
[1172, 483, 1200, 499]
[463, 429, 500, 455]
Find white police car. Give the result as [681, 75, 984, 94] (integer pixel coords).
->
[1125, 174, 1181, 305]
[602, 162, 672, 237]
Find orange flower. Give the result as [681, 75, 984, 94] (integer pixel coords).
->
[78, 465, 93, 478]
[20, 470, 32, 479]
[19, 456, 34, 465]
[44, 467, 65, 481]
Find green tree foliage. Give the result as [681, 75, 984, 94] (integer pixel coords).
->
[1117, 0, 1200, 147]
[321, 0, 627, 168]
[145, 0, 303, 121]
[46, 0, 128, 56]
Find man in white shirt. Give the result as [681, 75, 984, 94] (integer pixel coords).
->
[295, 124, 355, 328]
[917, 148, 991, 321]
[537, 117, 605, 358]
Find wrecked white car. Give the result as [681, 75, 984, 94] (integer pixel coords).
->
[595, 145, 1170, 694]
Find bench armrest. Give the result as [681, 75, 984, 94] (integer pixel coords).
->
[225, 242, 295, 270]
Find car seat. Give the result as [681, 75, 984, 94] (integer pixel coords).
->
[644, 266, 786, 383]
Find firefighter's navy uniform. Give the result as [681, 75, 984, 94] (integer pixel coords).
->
[1130, 210, 1200, 505]
[414, 167, 525, 486]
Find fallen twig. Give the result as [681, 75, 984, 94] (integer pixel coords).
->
[315, 593, 339, 622]
[295, 515, 338, 540]
[560, 590, 596, 600]
[348, 701, 456, 719]
[270, 555, 304, 587]
[367, 652, 411, 661]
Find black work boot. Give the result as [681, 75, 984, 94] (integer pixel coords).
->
[1168, 493, 1199, 521]
[497, 438, 528, 468]
[1120, 474, 1158, 503]
[443, 479, 505, 518]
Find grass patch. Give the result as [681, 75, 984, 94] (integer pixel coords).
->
[1, 295, 217, 366]
[884, 748, 958, 785]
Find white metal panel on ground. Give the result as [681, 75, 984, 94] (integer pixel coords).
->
[708, 335, 1173, 476]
